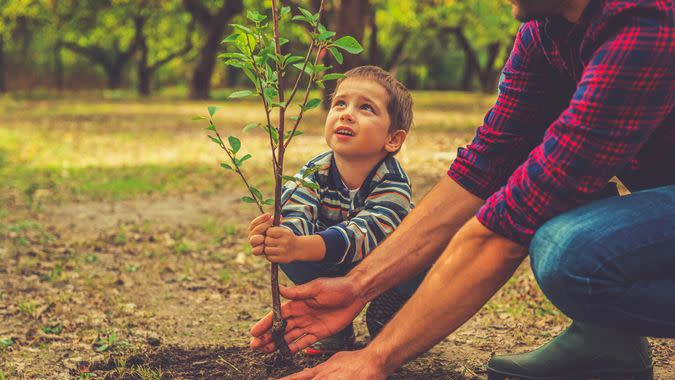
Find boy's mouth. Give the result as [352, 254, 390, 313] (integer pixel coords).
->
[335, 126, 355, 137]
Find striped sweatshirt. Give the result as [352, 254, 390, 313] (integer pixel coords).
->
[281, 151, 413, 265]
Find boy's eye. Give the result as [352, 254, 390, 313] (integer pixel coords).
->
[334, 100, 346, 107]
[360, 103, 374, 112]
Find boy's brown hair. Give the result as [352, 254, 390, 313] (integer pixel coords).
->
[336, 65, 413, 134]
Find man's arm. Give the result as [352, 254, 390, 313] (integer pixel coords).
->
[348, 175, 483, 302]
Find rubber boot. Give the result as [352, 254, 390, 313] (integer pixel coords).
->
[487, 321, 653, 380]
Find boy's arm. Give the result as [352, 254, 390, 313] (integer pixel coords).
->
[316, 176, 412, 264]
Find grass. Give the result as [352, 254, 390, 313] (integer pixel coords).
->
[0, 90, 494, 208]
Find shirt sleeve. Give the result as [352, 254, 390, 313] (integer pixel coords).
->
[448, 23, 568, 199]
[317, 176, 413, 264]
[280, 164, 321, 236]
[477, 6, 675, 245]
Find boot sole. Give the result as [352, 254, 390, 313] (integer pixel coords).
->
[487, 366, 654, 380]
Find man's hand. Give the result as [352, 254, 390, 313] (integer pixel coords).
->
[250, 276, 367, 353]
[278, 350, 388, 380]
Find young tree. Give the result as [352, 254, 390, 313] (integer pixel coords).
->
[200, 0, 362, 356]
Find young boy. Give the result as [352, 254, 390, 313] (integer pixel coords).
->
[247, 65, 425, 354]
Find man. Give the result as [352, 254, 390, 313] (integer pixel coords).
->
[250, 0, 675, 379]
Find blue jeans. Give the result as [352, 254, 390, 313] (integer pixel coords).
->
[281, 260, 427, 300]
[530, 185, 675, 338]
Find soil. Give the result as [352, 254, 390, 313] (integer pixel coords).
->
[85, 345, 467, 379]
[2, 193, 674, 379]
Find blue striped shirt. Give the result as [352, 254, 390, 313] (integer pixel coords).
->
[281, 151, 413, 265]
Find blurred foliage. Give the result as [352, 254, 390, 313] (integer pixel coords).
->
[0, 0, 519, 93]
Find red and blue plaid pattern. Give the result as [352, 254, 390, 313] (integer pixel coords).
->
[449, 0, 675, 245]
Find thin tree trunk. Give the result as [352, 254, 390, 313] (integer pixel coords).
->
[135, 16, 151, 96]
[368, 6, 378, 66]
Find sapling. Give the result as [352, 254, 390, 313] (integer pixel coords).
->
[199, 0, 362, 357]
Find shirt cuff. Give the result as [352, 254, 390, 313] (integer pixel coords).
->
[475, 190, 534, 246]
[317, 227, 348, 264]
[448, 154, 496, 200]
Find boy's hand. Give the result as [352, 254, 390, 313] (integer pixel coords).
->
[257, 227, 299, 264]
[248, 213, 273, 257]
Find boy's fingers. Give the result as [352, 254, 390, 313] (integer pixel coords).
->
[263, 247, 284, 256]
[249, 234, 265, 247]
[251, 246, 265, 256]
[266, 227, 289, 238]
[249, 220, 272, 238]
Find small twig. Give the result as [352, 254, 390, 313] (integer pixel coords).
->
[216, 355, 241, 373]
[212, 127, 264, 213]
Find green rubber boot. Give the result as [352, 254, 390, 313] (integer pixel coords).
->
[487, 322, 653, 380]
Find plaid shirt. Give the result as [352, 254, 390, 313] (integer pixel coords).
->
[281, 151, 413, 265]
[449, 0, 675, 245]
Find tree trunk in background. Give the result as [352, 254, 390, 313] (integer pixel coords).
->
[446, 25, 502, 93]
[184, 0, 243, 99]
[134, 16, 151, 96]
[54, 40, 64, 90]
[322, 0, 371, 108]
[368, 6, 379, 66]
[0, 37, 5, 93]
[479, 41, 501, 93]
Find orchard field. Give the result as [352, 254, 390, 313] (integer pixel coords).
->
[1, 92, 673, 379]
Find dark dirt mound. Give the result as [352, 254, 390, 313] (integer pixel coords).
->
[84, 345, 468, 379]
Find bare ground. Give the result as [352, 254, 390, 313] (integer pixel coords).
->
[1, 193, 674, 379]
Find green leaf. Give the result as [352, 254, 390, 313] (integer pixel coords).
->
[266, 125, 279, 145]
[246, 10, 267, 23]
[208, 136, 223, 146]
[220, 162, 234, 171]
[205, 123, 216, 131]
[229, 90, 253, 99]
[318, 30, 336, 41]
[218, 52, 248, 60]
[242, 196, 257, 204]
[191, 115, 207, 121]
[208, 106, 221, 117]
[264, 87, 279, 103]
[281, 175, 297, 182]
[279, 37, 289, 46]
[221, 33, 240, 44]
[228, 136, 241, 154]
[230, 23, 253, 35]
[292, 62, 313, 75]
[281, 6, 291, 17]
[223, 59, 246, 69]
[250, 186, 263, 201]
[291, 15, 308, 23]
[303, 181, 320, 190]
[302, 98, 321, 111]
[332, 36, 363, 54]
[284, 55, 305, 66]
[302, 164, 322, 178]
[243, 123, 260, 133]
[297, 7, 319, 23]
[0, 338, 13, 349]
[238, 154, 252, 165]
[316, 80, 325, 89]
[322, 73, 347, 81]
[263, 199, 274, 205]
[285, 130, 304, 139]
[290, 115, 300, 121]
[329, 47, 343, 64]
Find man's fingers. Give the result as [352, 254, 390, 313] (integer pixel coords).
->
[279, 367, 316, 380]
[280, 281, 317, 300]
[250, 311, 274, 337]
[288, 333, 319, 353]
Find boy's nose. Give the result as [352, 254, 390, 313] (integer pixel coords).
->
[339, 109, 355, 123]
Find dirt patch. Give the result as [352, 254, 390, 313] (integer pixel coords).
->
[85, 345, 468, 380]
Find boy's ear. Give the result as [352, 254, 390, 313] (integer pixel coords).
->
[384, 130, 407, 153]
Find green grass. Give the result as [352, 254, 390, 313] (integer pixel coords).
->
[0, 91, 494, 206]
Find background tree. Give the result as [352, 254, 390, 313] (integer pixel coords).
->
[183, 0, 244, 99]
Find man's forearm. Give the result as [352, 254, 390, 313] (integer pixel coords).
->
[348, 175, 484, 302]
[366, 218, 527, 373]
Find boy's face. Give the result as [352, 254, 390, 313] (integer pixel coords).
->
[324, 78, 404, 160]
